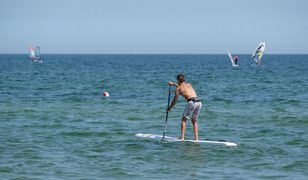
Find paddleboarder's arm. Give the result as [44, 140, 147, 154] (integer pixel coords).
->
[168, 81, 179, 87]
[167, 88, 180, 112]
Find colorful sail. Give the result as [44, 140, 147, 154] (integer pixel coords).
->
[29, 46, 36, 59]
[252, 42, 266, 65]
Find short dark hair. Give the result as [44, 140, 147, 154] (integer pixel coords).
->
[176, 74, 185, 83]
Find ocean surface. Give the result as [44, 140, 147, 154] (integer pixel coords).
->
[1, 54, 308, 179]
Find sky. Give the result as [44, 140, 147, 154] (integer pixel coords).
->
[0, 0, 307, 54]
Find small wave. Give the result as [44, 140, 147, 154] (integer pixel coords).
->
[286, 139, 306, 146]
[127, 116, 143, 121]
[0, 166, 13, 173]
[61, 131, 110, 137]
[282, 161, 308, 172]
[212, 97, 232, 103]
[273, 107, 287, 112]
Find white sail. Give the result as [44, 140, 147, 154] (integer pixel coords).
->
[35, 46, 42, 60]
[227, 52, 234, 65]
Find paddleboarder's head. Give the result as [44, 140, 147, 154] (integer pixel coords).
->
[177, 74, 185, 84]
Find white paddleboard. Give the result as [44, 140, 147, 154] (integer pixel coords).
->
[135, 133, 237, 147]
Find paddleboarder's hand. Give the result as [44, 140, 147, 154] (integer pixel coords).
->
[166, 107, 171, 112]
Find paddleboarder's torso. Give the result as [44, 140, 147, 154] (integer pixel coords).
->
[167, 74, 200, 111]
[177, 82, 197, 101]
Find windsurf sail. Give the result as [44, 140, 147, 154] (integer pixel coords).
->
[28, 45, 42, 63]
[227, 51, 234, 65]
[252, 42, 265, 65]
[227, 50, 239, 66]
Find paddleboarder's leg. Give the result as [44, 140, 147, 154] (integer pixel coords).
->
[180, 117, 187, 141]
[191, 118, 198, 141]
[192, 102, 202, 141]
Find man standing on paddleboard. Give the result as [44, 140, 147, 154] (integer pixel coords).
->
[167, 74, 202, 141]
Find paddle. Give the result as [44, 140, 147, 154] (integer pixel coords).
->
[162, 85, 172, 141]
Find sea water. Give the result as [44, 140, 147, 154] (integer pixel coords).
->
[0, 54, 308, 179]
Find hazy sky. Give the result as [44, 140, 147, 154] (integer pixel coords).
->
[0, 0, 307, 54]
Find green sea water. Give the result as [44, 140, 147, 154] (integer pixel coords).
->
[0, 54, 308, 179]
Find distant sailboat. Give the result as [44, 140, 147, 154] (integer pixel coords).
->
[252, 42, 265, 65]
[28, 45, 43, 63]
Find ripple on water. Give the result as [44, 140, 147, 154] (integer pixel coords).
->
[1, 54, 308, 179]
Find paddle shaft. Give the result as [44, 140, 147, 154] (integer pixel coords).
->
[162, 86, 172, 140]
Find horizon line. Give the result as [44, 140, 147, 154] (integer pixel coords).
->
[1, 53, 308, 55]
